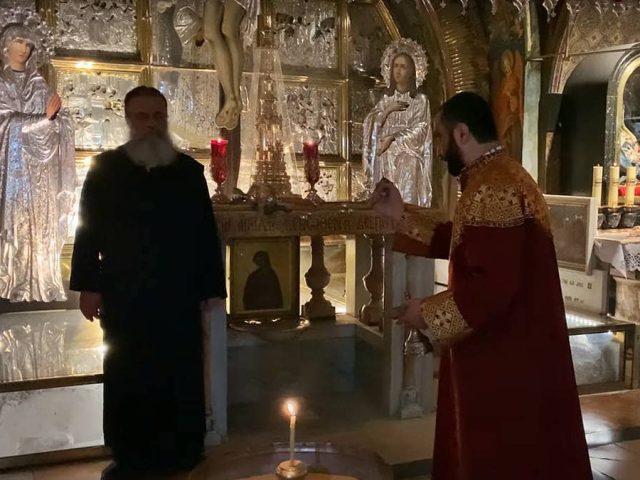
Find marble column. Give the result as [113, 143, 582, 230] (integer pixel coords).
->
[382, 235, 403, 416]
[360, 235, 384, 326]
[303, 236, 336, 320]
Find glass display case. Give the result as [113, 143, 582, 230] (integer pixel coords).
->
[0, 309, 105, 467]
[566, 310, 636, 394]
[434, 259, 637, 395]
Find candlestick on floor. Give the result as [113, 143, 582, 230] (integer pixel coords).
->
[276, 459, 308, 479]
[276, 400, 308, 479]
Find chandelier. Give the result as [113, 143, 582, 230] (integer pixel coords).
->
[436, 0, 639, 20]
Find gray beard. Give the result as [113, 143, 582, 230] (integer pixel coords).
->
[124, 133, 177, 170]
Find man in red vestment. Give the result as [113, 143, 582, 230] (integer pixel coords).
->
[373, 92, 592, 479]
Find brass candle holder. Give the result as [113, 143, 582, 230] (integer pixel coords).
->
[276, 459, 308, 479]
[276, 400, 308, 479]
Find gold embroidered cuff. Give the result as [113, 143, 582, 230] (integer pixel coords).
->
[398, 204, 436, 244]
[421, 291, 471, 343]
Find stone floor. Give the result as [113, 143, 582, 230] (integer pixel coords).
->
[0, 390, 639, 479]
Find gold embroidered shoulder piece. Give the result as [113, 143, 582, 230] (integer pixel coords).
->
[397, 204, 444, 245]
[452, 154, 550, 250]
[421, 290, 471, 344]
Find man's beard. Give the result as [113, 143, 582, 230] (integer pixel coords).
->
[445, 133, 465, 177]
[124, 132, 177, 170]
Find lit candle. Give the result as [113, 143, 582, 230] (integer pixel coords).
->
[608, 164, 620, 208]
[592, 165, 603, 207]
[210, 139, 229, 202]
[625, 166, 637, 207]
[286, 400, 297, 466]
[210, 138, 228, 158]
[303, 139, 319, 161]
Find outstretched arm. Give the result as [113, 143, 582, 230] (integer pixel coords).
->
[394, 205, 452, 259]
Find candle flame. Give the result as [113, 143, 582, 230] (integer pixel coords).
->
[286, 400, 297, 416]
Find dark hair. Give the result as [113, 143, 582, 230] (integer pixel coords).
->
[124, 86, 167, 116]
[253, 250, 271, 267]
[384, 53, 418, 98]
[439, 92, 498, 143]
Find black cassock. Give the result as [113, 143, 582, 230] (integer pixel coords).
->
[70, 148, 226, 470]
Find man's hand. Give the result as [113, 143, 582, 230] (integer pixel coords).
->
[377, 135, 394, 156]
[201, 297, 225, 313]
[46, 94, 61, 120]
[397, 297, 427, 330]
[370, 178, 404, 221]
[79, 291, 103, 322]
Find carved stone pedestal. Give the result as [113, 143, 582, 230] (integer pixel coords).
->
[303, 236, 336, 320]
[360, 235, 384, 326]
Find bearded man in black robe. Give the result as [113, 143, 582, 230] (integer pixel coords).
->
[70, 86, 226, 478]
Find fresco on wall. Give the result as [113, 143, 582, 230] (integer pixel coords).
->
[482, 3, 526, 162]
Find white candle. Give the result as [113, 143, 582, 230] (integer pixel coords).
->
[626, 166, 637, 207]
[287, 400, 297, 465]
[608, 165, 620, 208]
[592, 165, 603, 207]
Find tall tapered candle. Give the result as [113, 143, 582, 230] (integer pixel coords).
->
[592, 165, 603, 206]
[286, 400, 297, 465]
[608, 165, 620, 208]
[625, 166, 637, 207]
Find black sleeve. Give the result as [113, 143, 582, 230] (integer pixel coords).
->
[195, 166, 227, 300]
[69, 159, 103, 293]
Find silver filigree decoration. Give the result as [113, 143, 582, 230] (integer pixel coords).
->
[285, 84, 339, 154]
[57, 69, 138, 150]
[153, 68, 220, 151]
[612, 0, 629, 16]
[317, 168, 337, 202]
[543, 0, 559, 22]
[594, 0, 611, 16]
[511, 0, 526, 17]
[348, 3, 392, 75]
[0, 6, 54, 66]
[273, 0, 337, 70]
[57, 0, 137, 54]
[565, 0, 585, 17]
[381, 38, 429, 88]
[459, 0, 469, 15]
[490, 0, 498, 14]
